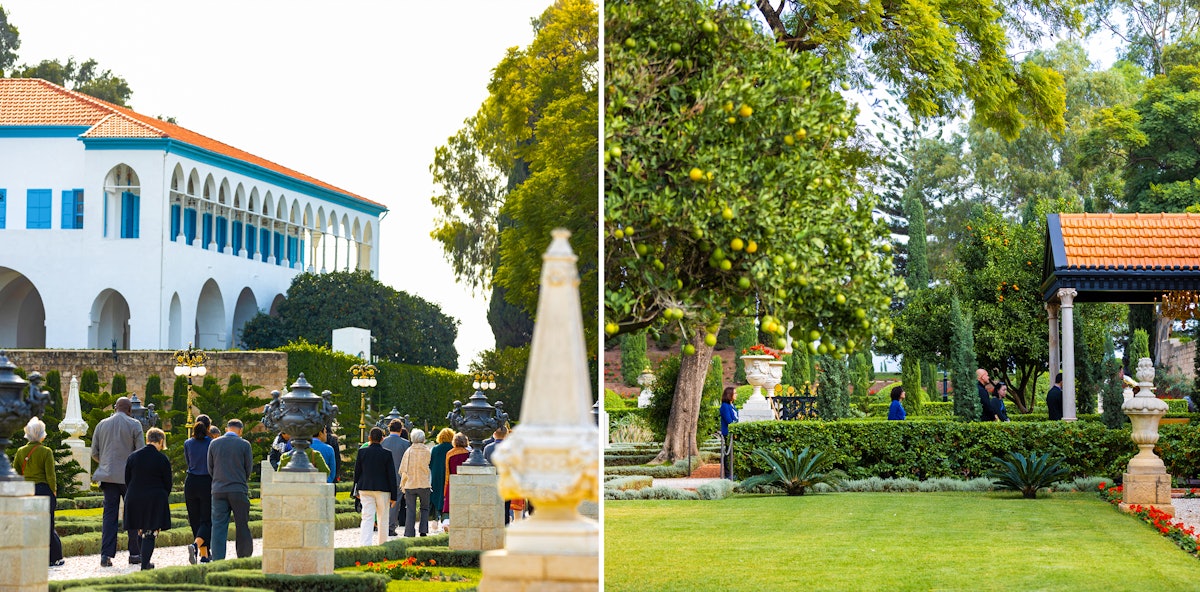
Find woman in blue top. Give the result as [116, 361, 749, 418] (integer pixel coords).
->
[183, 415, 214, 564]
[719, 387, 738, 479]
[887, 385, 907, 420]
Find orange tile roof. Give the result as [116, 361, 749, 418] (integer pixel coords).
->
[0, 78, 381, 209]
[1058, 213, 1200, 270]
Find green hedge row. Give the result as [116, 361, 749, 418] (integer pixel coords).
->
[607, 408, 648, 422]
[731, 420, 1200, 481]
[410, 548, 481, 568]
[61, 585, 269, 592]
[280, 343, 470, 448]
[60, 514, 361, 557]
[58, 489, 265, 510]
[206, 570, 386, 592]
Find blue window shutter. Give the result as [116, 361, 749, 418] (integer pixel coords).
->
[232, 220, 243, 253]
[73, 190, 84, 229]
[246, 224, 256, 257]
[27, 189, 51, 229]
[274, 232, 284, 265]
[120, 191, 139, 238]
[184, 208, 197, 244]
[132, 193, 139, 238]
[202, 213, 212, 246]
[61, 190, 73, 228]
[300, 239, 305, 266]
[216, 216, 228, 252]
[260, 228, 270, 261]
[0, 189, 6, 229]
[170, 205, 181, 241]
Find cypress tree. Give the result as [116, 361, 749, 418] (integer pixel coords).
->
[904, 191, 930, 292]
[1101, 337, 1128, 428]
[900, 354, 923, 415]
[815, 355, 850, 420]
[110, 373, 127, 396]
[620, 330, 649, 387]
[784, 345, 812, 390]
[80, 369, 99, 398]
[144, 374, 165, 413]
[1132, 329, 1151, 361]
[950, 295, 981, 421]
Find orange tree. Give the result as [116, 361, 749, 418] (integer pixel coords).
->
[605, 0, 902, 462]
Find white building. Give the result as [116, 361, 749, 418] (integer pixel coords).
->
[0, 78, 387, 351]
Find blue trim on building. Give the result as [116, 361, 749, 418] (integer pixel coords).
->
[80, 137, 386, 216]
[0, 125, 91, 138]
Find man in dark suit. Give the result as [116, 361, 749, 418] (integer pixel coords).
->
[1046, 372, 1064, 421]
[207, 419, 253, 560]
[977, 368, 995, 422]
[92, 396, 145, 567]
[380, 420, 410, 536]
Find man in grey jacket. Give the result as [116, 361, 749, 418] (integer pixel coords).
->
[207, 419, 253, 560]
[92, 397, 145, 567]
[380, 420, 410, 536]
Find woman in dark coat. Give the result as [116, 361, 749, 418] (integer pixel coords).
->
[428, 427, 455, 526]
[124, 427, 172, 570]
[183, 416, 213, 564]
[441, 433, 470, 518]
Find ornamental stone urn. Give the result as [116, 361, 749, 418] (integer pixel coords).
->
[1120, 357, 1174, 516]
[740, 354, 781, 422]
[636, 366, 655, 409]
[275, 374, 335, 472]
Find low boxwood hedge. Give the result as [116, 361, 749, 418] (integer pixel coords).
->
[333, 533, 449, 568]
[730, 420, 1200, 480]
[603, 452, 657, 466]
[409, 548, 481, 568]
[206, 570, 387, 592]
[60, 513, 361, 557]
[61, 585, 270, 592]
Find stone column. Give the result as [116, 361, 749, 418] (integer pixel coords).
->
[0, 480, 48, 592]
[1046, 303, 1060, 378]
[1057, 288, 1077, 421]
[449, 465, 505, 551]
[261, 471, 334, 575]
[482, 230, 598, 592]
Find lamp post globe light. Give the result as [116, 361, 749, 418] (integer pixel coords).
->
[0, 351, 51, 481]
[448, 371, 508, 466]
[172, 344, 207, 427]
[350, 363, 378, 443]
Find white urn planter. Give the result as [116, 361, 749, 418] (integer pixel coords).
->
[636, 367, 655, 408]
[1120, 357, 1174, 515]
[740, 354, 783, 422]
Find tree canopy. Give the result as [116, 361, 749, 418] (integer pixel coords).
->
[240, 271, 460, 370]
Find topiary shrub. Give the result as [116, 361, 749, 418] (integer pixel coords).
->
[206, 570, 387, 592]
[620, 330, 649, 387]
[111, 373, 128, 396]
[605, 475, 653, 491]
[409, 548, 481, 568]
[62, 586, 270, 592]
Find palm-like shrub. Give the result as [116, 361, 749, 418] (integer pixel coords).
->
[740, 447, 845, 496]
[987, 451, 1070, 499]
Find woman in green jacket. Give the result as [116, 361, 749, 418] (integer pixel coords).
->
[15, 417, 64, 566]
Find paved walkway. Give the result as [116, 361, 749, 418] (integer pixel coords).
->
[48, 523, 443, 582]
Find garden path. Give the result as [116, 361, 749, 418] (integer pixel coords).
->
[48, 523, 442, 582]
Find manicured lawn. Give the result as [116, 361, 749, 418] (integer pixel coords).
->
[605, 492, 1200, 591]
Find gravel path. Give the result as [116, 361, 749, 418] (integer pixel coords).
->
[48, 522, 444, 582]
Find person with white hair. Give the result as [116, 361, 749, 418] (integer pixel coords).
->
[15, 416, 64, 566]
[398, 428, 433, 537]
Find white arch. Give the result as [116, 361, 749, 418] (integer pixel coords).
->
[170, 164, 185, 192]
[103, 164, 141, 239]
[168, 293, 183, 349]
[276, 195, 288, 221]
[89, 288, 130, 349]
[269, 293, 286, 317]
[187, 168, 200, 197]
[0, 267, 45, 348]
[248, 188, 259, 213]
[195, 279, 226, 349]
[232, 287, 258, 349]
[358, 221, 374, 272]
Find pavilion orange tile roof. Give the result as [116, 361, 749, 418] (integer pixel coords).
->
[1057, 213, 1200, 270]
[0, 78, 381, 208]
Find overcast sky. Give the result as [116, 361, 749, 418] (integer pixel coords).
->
[3, 0, 557, 372]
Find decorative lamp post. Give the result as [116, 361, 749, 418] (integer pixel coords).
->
[350, 363, 378, 443]
[129, 392, 158, 430]
[942, 367, 949, 402]
[448, 371, 508, 466]
[172, 343, 207, 427]
[275, 374, 335, 472]
[0, 351, 50, 481]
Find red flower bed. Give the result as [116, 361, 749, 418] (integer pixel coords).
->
[1098, 482, 1200, 556]
[741, 344, 782, 360]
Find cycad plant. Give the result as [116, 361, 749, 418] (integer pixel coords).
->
[740, 447, 845, 496]
[987, 451, 1070, 499]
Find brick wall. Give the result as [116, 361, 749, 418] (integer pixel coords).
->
[2, 349, 288, 401]
[1160, 339, 1196, 381]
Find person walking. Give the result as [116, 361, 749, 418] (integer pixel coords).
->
[977, 369, 996, 422]
[441, 433, 470, 526]
[719, 387, 738, 479]
[279, 441, 330, 474]
[428, 427, 454, 528]
[483, 426, 511, 524]
[887, 385, 907, 420]
[184, 416, 214, 564]
[398, 429, 432, 537]
[354, 427, 397, 546]
[311, 426, 337, 484]
[380, 419, 411, 536]
[91, 396, 144, 567]
[123, 428, 172, 570]
[991, 383, 1012, 422]
[15, 417, 63, 567]
[207, 418, 253, 560]
[1046, 373, 1064, 421]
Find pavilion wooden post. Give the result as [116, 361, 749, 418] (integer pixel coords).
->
[1057, 288, 1078, 421]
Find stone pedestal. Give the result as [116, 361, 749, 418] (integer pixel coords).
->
[260, 460, 275, 485]
[64, 439, 91, 490]
[0, 480, 49, 592]
[449, 464, 504, 551]
[479, 551, 599, 592]
[1120, 357, 1175, 516]
[1120, 473, 1174, 516]
[261, 471, 334, 575]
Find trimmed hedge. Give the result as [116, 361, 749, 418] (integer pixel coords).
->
[410, 547, 481, 568]
[62, 586, 270, 592]
[605, 475, 653, 491]
[333, 533, 450, 568]
[696, 479, 736, 500]
[206, 570, 387, 592]
[607, 408, 649, 423]
[61, 513, 361, 557]
[58, 489, 264, 510]
[730, 420, 1141, 480]
[604, 452, 657, 466]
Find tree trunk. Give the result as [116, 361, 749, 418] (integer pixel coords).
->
[653, 320, 720, 464]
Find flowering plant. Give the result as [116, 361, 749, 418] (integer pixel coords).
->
[359, 556, 465, 582]
[741, 344, 782, 360]
[1098, 482, 1200, 556]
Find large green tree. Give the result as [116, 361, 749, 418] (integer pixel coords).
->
[0, 5, 17, 74]
[606, 0, 902, 461]
[0, 6, 132, 105]
[240, 270, 459, 370]
[430, 0, 598, 352]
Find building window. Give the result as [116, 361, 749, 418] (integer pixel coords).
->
[246, 223, 256, 258]
[274, 232, 284, 266]
[170, 204, 181, 241]
[119, 191, 139, 238]
[260, 228, 270, 262]
[216, 216, 228, 253]
[0, 189, 6, 229]
[61, 189, 84, 229]
[232, 220, 243, 254]
[26, 189, 51, 229]
[202, 213, 213, 247]
[184, 207, 197, 245]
